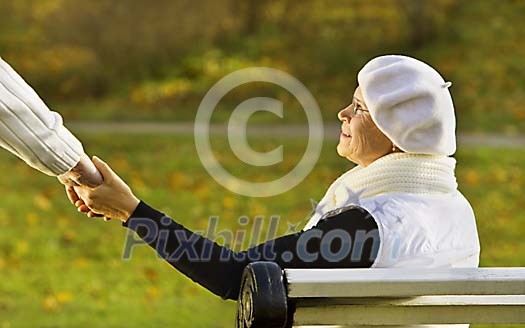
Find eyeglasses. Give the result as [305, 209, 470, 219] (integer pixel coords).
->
[344, 101, 369, 117]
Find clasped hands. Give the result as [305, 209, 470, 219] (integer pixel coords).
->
[59, 155, 140, 222]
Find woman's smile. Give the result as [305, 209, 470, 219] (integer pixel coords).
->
[340, 125, 352, 138]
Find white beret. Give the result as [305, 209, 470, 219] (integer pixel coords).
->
[357, 55, 456, 156]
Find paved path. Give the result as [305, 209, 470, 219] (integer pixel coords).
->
[68, 121, 525, 148]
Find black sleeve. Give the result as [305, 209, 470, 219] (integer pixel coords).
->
[123, 201, 380, 301]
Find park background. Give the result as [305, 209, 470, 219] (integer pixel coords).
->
[0, 0, 524, 327]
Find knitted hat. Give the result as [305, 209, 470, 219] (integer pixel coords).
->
[357, 55, 456, 156]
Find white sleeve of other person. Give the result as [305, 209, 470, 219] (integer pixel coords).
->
[0, 57, 83, 176]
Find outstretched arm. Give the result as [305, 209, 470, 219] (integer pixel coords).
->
[71, 156, 380, 300]
[123, 202, 379, 300]
[0, 57, 102, 186]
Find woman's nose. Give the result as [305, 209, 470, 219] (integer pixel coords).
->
[338, 107, 351, 122]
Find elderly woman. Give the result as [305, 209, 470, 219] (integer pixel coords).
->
[69, 55, 480, 301]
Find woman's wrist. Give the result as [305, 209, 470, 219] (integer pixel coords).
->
[121, 195, 140, 223]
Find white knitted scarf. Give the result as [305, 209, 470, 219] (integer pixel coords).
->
[303, 153, 458, 230]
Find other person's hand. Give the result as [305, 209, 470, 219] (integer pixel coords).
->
[58, 153, 104, 188]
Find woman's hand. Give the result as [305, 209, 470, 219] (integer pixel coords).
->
[70, 156, 140, 222]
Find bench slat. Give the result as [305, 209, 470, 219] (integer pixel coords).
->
[293, 295, 525, 325]
[286, 267, 525, 298]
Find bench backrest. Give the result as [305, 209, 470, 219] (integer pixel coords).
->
[235, 262, 525, 328]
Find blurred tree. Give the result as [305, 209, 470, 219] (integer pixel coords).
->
[399, 0, 432, 48]
[44, 0, 234, 78]
[235, 0, 267, 36]
[0, 0, 523, 133]
[398, 0, 456, 48]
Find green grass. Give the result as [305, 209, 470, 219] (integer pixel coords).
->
[0, 134, 523, 327]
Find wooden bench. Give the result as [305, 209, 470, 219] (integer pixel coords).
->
[235, 261, 525, 327]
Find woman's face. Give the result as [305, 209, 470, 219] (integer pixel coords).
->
[337, 86, 393, 166]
